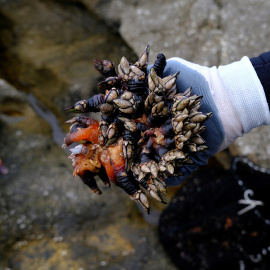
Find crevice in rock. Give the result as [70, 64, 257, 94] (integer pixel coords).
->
[27, 93, 67, 150]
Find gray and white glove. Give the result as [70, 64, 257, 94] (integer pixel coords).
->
[163, 56, 270, 186]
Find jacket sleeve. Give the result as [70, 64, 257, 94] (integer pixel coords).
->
[250, 52, 270, 109]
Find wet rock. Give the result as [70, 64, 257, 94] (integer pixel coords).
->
[0, 0, 137, 126]
[0, 79, 51, 135]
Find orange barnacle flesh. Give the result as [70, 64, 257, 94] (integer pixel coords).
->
[85, 143, 102, 167]
[99, 148, 117, 184]
[71, 143, 102, 177]
[109, 138, 125, 175]
[64, 121, 101, 146]
[98, 139, 126, 184]
[140, 113, 148, 125]
[72, 154, 99, 176]
[153, 128, 165, 144]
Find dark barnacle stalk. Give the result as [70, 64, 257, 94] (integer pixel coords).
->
[152, 53, 167, 77]
[65, 94, 105, 113]
[97, 167, 111, 187]
[106, 117, 125, 146]
[122, 130, 135, 171]
[121, 120, 150, 172]
[132, 139, 167, 202]
[77, 170, 102, 195]
[65, 88, 123, 115]
[136, 138, 159, 181]
[144, 68, 180, 126]
[146, 101, 169, 127]
[63, 45, 212, 214]
[118, 49, 149, 98]
[106, 138, 150, 213]
[115, 170, 150, 213]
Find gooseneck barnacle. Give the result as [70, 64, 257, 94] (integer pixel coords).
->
[63, 45, 212, 213]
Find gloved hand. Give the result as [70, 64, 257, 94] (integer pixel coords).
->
[162, 56, 270, 186]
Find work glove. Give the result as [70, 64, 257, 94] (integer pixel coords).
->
[162, 56, 270, 186]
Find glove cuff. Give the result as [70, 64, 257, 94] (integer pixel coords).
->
[212, 57, 270, 150]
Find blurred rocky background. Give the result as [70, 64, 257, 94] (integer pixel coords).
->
[0, 0, 269, 269]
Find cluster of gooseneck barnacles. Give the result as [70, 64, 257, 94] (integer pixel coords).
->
[63, 45, 212, 213]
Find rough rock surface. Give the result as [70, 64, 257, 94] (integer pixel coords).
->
[0, 0, 269, 269]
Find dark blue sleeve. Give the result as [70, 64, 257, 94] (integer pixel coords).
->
[250, 52, 270, 109]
